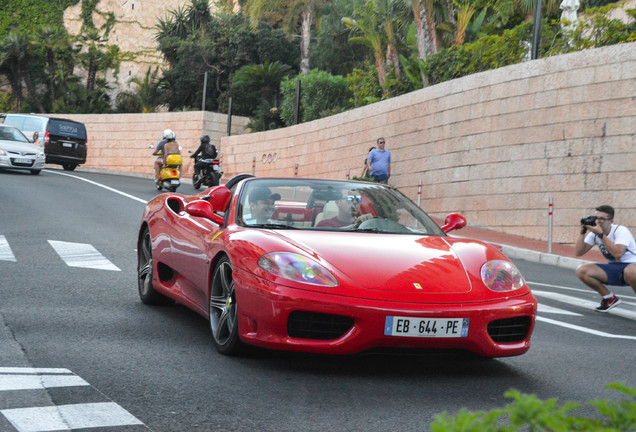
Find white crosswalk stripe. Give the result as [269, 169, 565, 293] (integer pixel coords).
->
[48, 240, 120, 271]
[2, 403, 144, 432]
[0, 368, 145, 431]
[0, 235, 17, 262]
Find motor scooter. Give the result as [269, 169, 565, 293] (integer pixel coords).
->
[150, 145, 182, 192]
[192, 156, 222, 190]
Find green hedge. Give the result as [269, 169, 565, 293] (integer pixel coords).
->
[280, 69, 353, 126]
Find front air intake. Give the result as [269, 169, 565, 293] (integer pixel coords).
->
[487, 316, 532, 343]
[287, 311, 354, 340]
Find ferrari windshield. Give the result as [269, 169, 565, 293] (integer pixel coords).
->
[236, 178, 445, 235]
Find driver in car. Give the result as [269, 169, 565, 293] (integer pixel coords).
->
[316, 191, 373, 228]
[243, 187, 281, 225]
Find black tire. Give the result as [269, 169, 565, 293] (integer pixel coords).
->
[137, 227, 172, 305]
[209, 256, 242, 355]
[211, 172, 221, 187]
[62, 163, 77, 171]
[30, 169, 41, 175]
[193, 173, 202, 190]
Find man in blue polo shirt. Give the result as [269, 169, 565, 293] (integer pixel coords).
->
[366, 137, 391, 183]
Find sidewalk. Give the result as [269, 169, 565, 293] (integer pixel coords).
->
[447, 223, 605, 270]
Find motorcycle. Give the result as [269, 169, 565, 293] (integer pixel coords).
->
[150, 145, 182, 192]
[192, 156, 222, 190]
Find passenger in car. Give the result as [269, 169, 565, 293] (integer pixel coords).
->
[315, 191, 372, 228]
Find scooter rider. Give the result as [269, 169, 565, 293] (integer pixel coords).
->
[191, 135, 217, 176]
[153, 129, 180, 182]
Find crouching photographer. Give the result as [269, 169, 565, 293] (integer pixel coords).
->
[575, 205, 636, 312]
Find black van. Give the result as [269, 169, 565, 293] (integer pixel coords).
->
[0, 114, 87, 171]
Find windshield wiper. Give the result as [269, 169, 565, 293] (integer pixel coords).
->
[249, 223, 298, 229]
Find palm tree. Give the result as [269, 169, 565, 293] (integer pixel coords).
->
[242, 0, 328, 75]
[0, 31, 45, 113]
[342, 5, 388, 95]
[35, 26, 70, 109]
[232, 61, 293, 106]
[454, 0, 477, 45]
[130, 67, 163, 113]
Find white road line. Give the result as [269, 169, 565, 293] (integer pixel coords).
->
[537, 304, 582, 316]
[533, 289, 636, 321]
[1, 402, 143, 432]
[48, 241, 120, 271]
[0, 375, 89, 392]
[45, 170, 147, 204]
[529, 281, 636, 301]
[0, 235, 16, 262]
[536, 316, 636, 340]
[0, 368, 72, 374]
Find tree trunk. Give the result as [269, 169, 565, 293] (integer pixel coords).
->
[87, 58, 97, 92]
[415, 1, 433, 86]
[47, 49, 56, 108]
[21, 63, 46, 113]
[386, 22, 401, 81]
[299, 3, 312, 75]
[374, 51, 387, 96]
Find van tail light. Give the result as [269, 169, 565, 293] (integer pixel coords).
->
[44, 130, 50, 146]
[85, 138, 88, 149]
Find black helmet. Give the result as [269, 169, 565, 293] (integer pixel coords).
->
[200, 135, 210, 144]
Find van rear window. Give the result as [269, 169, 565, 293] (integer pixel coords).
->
[49, 119, 87, 139]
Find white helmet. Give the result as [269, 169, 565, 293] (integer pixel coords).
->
[163, 129, 176, 140]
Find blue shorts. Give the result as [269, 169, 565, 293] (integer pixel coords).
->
[595, 262, 632, 286]
[371, 173, 389, 183]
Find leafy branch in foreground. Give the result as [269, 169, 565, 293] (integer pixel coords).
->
[430, 382, 635, 431]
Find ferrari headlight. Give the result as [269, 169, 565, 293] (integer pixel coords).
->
[480, 260, 525, 292]
[258, 252, 338, 287]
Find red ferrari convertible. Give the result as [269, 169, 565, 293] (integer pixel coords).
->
[137, 176, 536, 357]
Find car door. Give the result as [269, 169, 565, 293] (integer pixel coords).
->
[169, 207, 224, 312]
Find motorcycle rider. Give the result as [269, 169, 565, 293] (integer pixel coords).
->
[191, 134, 218, 177]
[153, 129, 180, 182]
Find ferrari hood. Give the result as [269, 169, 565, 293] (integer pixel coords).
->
[275, 232, 480, 294]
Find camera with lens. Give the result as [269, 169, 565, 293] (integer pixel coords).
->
[580, 215, 597, 226]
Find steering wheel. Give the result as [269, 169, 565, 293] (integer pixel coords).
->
[357, 217, 410, 233]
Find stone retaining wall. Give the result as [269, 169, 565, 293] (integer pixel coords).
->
[66, 42, 635, 246]
[218, 42, 635, 245]
[62, 111, 249, 178]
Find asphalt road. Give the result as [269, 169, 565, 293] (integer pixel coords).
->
[0, 168, 634, 432]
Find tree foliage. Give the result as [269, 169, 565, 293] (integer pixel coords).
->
[156, 4, 298, 114]
[280, 69, 352, 125]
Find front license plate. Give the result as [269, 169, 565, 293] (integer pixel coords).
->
[384, 317, 469, 338]
[170, 179, 180, 185]
[15, 158, 32, 164]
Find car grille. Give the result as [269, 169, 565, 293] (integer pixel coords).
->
[287, 311, 354, 340]
[10, 158, 35, 167]
[487, 316, 532, 343]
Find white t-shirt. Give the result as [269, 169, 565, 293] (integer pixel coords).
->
[584, 224, 636, 263]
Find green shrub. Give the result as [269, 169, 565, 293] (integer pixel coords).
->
[431, 383, 636, 431]
[280, 69, 353, 126]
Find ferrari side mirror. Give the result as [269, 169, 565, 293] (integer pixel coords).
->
[441, 213, 467, 233]
[186, 200, 225, 225]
